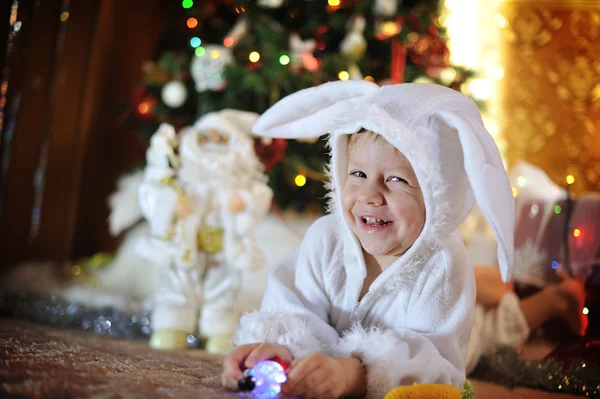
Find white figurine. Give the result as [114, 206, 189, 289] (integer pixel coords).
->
[137, 110, 273, 351]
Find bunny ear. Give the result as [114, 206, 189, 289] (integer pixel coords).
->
[252, 80, 379, 139]
[436, 111, 515, 282]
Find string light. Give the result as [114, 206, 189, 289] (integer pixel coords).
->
[328, 0, 340, 5]
[195, 46, 205, 56]
[364, 76, 375, 82]
[137, 102, 150, 115]
[249, 51, 260, 63]
[295, 174, 307, 187]
[573, 228, 581, 238]
[554, 205, 562, 214]
[210, 49, 220, 59]
[338, 71, 350, 80]
[278, 55, 290, 65]
[182, 0, 193, 9]
[190, 37, 201, 48]
[566, 175, 575, 185]
[517, 176, 527, 187]
[71, 265, 81, 276]
[223, 37, 234, 47]
[512, 187, 518, 198]
[60, 11, 69, 22]
[552, 261, 559, 269]
[187, 17, 198, 29]
[583, 307, 589, 315]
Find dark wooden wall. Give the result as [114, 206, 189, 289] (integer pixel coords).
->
[0, 0, 166, 270]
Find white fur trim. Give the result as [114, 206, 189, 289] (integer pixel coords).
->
[336, 324, 461, 399]
[233, 312, 324, 358]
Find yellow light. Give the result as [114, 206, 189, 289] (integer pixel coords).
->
[364, 76, 375, 82]
[566, 175, 575, 185]
[517, 176, 527, 188]
[187, 17, 198, 29]
[338, 71, 350, 80]
[210, 49, 220, 59]
[328, 0, 340, 6]
[71, 265, 81, 276]
[583, 307, 589, 315]
[381, 21, 400, 36]
[60, 11, 69, 22]
[573, 228, 581, 238]
[295, 174, 307, 187]
[249, 51, 260, 63]
[512, 187, 518, 198]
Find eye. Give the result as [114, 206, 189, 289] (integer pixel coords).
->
[387, 176, 408, 184]
[350, 170, 366, 178]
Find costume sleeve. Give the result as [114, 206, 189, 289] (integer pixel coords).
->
[336, 233, 475, 398]
[233, 221, 340, 358]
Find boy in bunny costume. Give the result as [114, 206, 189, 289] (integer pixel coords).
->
[137, 110, 272, 351]
[222, 81, 514, 398]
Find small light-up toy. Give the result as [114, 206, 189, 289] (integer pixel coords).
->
[238, 357, 289, 397]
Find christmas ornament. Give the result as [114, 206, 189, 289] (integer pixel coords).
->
[238, 358, 289, 397]
[205, 332, 234, 353]
[289, 33, 318, 71]
[258, 0, 283, 8]
[340, 16, 367, 80]
[253, 137, 288, 171]
[373, 0, 401, 17]
[190, 45, 233, 92]
[407, 34, 450, 77]
[161, 80, 188, 108]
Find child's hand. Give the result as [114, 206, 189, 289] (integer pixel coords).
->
[221, 343, 293, 390]
[282, 353, 366, 399]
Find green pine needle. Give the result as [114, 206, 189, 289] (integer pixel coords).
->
[461, 380, 475, 399]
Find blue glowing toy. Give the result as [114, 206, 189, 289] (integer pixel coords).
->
[238, 358, 289, 397]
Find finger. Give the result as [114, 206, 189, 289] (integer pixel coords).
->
[283, 357, 322, 396]
[223, 345, 257, 380]
[245, 344, 288, 368]
[221, 375, 239, 391]
[306, 379, 337, 399]
[286, 368, 327, 398]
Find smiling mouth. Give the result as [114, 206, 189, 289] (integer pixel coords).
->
[360, 216, 393, 227]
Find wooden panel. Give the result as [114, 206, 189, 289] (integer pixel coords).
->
[0, 0, 62, 268]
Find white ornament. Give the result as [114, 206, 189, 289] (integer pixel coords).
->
[191, 45, 233, 92]
[258, 0, 283, 8]
[289, 33, 318, 70]
[340, 16, 367, 61]
[161, 80, 188, 108]
[373, 0, 400, 17]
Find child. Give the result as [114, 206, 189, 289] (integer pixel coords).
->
[222, 81, 515, 398]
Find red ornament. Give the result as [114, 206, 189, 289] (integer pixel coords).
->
[254, 138, 288, 171]
[407, 34, 450, 77]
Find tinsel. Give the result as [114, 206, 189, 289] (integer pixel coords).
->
[0, 290, 202, 348]
[471, 345, 600, 397]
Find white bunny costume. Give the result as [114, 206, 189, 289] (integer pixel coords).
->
[233, 81, 514, 398]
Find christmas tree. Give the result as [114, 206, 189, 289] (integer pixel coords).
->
[121, 0, 475, 212]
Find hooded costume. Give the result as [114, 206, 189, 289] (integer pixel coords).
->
[232, 81, 514, 398]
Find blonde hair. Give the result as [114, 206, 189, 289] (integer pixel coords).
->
[347, 129, 396, 153]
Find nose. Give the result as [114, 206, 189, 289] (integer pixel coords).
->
[357, 185, 384, 206]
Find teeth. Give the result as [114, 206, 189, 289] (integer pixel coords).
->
[361, 216, 391, 226]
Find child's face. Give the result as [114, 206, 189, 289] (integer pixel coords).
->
[342, 135, 425, 261]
